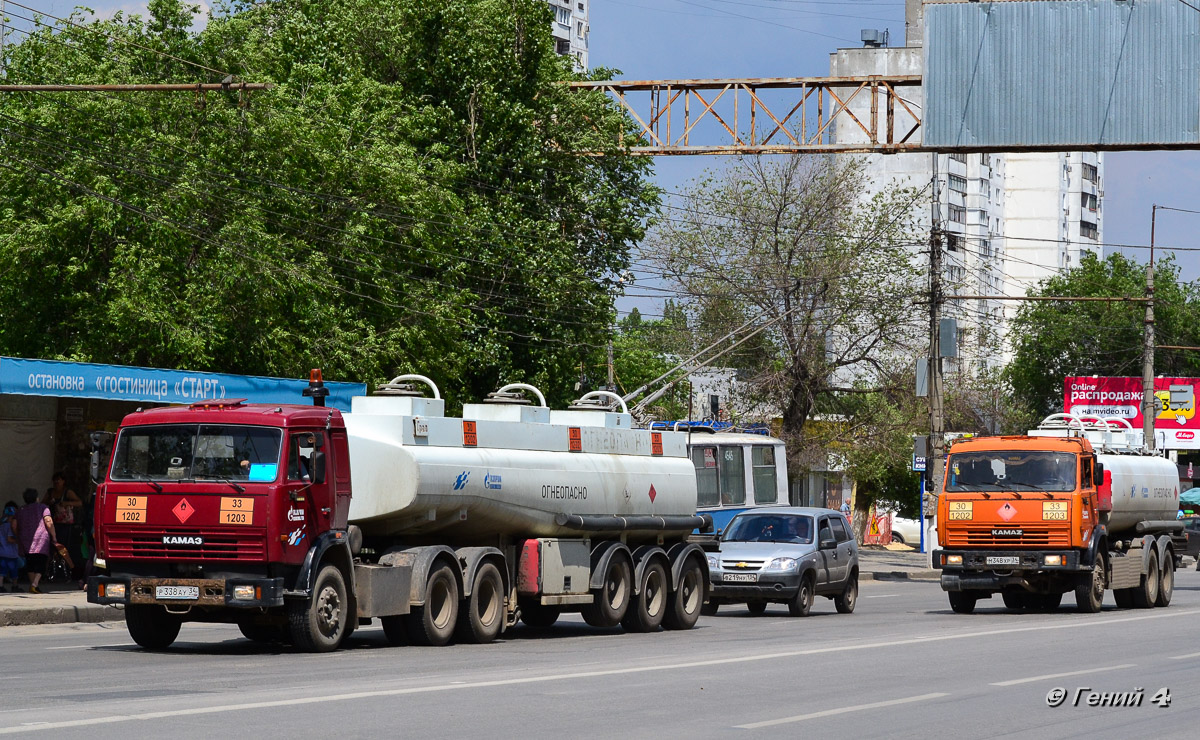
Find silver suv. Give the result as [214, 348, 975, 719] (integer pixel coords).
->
[704, 507, 859, 616]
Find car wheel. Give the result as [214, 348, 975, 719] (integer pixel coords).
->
[787, 574, 814, 617]
[835, 573, 858, 614]
[891, 533, 904, 545]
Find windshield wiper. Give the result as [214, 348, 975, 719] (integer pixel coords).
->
[123, 470, 163, 492]
[214, 477, 245, 493]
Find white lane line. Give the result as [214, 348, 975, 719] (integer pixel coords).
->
[735, 693, 949, 729]
[864, 594, 898, 599]
[2, 608, 1197, 735]
[1169, 651, 1200, 660]
[990, 664, 1135, 687]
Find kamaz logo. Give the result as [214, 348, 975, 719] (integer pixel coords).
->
[162, 535, 203, 546]
[484, 472, 502, 490]
[991, 529, 1023, 537]
[454, 471, 470, 490]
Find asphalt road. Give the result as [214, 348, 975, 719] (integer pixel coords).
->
[2, 571, 1199, 739]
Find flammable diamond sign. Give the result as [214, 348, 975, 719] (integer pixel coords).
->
[1064, 376, 1200, 449]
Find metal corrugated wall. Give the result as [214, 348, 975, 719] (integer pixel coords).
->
[925, 0, 1200, 148]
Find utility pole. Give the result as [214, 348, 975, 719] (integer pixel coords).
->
[928, 153, 945, 558]
[1142, 204, 1158, 452]
[606, 341, 615, 393]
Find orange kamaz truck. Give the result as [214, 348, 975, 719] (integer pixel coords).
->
[934, 415, 1183, 614]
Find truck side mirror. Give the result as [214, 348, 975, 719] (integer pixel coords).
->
[311, 451, 327, 484]
[1094, 462, 1104, 485]
[89, 450, 101, 484]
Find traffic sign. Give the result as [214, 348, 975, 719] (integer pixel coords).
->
[912, 455, 927, 472]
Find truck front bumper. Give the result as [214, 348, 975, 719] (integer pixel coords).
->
[87, 576, 285, 608]
[933, 549, 1082, 592]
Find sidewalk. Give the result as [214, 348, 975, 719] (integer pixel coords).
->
[857, 544, 941, 582]
[0, 581, 124, 627]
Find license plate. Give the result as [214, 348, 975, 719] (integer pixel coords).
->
[155, 585, 199, 600]
[723, 573, 758, 583]
[986, 556, 1020, 566]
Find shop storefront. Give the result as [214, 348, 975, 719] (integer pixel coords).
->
[0, 357, 365, 502]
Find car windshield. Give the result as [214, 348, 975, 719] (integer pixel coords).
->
[946, 450, 1077, 492]
[110, 424, 283, 483]
[723, 513, 814, 543]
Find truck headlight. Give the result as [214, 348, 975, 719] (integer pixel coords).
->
[105, 583, 126, 599]
[706, 554, 719, 569]
[233, 585, 256, 600]
[945, 555, 963, 566]
[767, 557, 798, 571]
[1044, 555, 1063, 566]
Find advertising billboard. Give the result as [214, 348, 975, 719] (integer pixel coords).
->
[1064, 376, 1200, 450]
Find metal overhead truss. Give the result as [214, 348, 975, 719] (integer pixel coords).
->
[570, 75, 923, 156]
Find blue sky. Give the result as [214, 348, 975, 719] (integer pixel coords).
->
[591, 0, 1200, 317]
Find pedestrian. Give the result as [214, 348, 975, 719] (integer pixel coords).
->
[14, 488, 56, 594]
[45, 473, 82, 582]
[0, 501, 20, 592]
[840, 499, 852, 518]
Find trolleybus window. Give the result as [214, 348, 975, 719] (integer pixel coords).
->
[752, 445, 778, 504]
[690, 445, 746, 506]
[719, 446, 746, 505]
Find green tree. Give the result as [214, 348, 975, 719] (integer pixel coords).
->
[1005, 252, 1200, 417]
[0, 0, 656, 405]
[643, 155, 925, 485]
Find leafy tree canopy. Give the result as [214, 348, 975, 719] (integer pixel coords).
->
[1005, 252, 1200, 417]
[0, 0, 656, 406]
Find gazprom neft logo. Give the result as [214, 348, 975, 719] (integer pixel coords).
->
[453, 471, 470, 490]
[484, 472, 502, 490]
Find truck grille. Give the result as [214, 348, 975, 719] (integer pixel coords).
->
[946, 527, 1071, 548]
[106, 527, 267, 561]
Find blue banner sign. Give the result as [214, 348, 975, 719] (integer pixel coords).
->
[0, 357, 365, 411]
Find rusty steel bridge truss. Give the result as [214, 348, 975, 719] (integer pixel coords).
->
[571, 75, 924, 156]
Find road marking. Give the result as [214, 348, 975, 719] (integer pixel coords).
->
[990, 664, 1135, 686]
[864, 594, 898, 599]
[2, 608, 1197, 735]
[1169, 651, 1200, 660]
[735, 693, 948, 729]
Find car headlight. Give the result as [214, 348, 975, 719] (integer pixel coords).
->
[767, 557, 797, 571]
[706, 554, 719, 569]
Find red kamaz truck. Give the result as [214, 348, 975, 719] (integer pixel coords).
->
[88, 373, 709, 651]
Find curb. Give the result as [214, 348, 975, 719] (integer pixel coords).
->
[0, 604, 124, 627]
[860, 570, 940, 582]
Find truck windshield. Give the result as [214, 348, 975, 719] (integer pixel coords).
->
[110, 425, 283, 483]
[723, 513, 814, 543]
[946, 451, 1077, 492]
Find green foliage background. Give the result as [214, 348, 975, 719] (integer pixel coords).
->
[0, 0, 657, 405]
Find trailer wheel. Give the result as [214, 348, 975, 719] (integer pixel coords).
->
[1075, 554, 1106, 613]
[1113, 588, 1135, 608]
[380, 616, 408, 646]
[1132, 550, 1159, 609]
[747, 600, 768, 616]
[1156, 553, 1174, 607]
[663, 558, 704, 630]
[621, 560, 667, 632]
[457, 562, 504, 644]
[582, 555, 632, 628]
[700, 602, 719, 617]
[519, 600, 561, 628]
[407, 563, 460, 646]
[948, 591, 977, 614]
[126, 605, 181, 650]
[289, 564, 349, 653]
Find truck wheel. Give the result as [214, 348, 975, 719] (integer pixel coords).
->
[456, 562, 504, 644]
[835, 574, 858, 614]
[663, 558, 704, 630]
[519, 600, 561, 628]
[622, 560, 668, 632]
[747, 600, 768, 616]
[1156, 554, 1174, 607]
[381, 615, 408, 646]
[582, 555, 632, 628]
[700, 602, 719, 617]
[288, 564, 349, 653]
[407, 563, 460, 646]
[948, 591, 977, 614]
[126, 605, 181, 650]
[1074, 554, 1106, 613]
[787, 574, 814, 617]
[1037, 592, 1063, 611]
[1113, 588, 1135, 608]
[1001, 591, 1029, 611]
[238, 622, 287, 644]
[1132, 551, 1159, 609]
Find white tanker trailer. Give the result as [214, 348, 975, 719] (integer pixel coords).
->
[934, 415, 1185, 614]
[89, 373, 713, 652]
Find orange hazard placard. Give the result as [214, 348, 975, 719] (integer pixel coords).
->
[650, 432, 663, 456]
[462, 420, 478, 447]
[568, 427, 582, 452]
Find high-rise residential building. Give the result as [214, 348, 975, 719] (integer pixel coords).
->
[829, 0, 1102, 372]
[546, 0, 588, 70]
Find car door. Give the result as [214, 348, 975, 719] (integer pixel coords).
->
[829, 515, 855, 584]
[815, 516, 837, 588]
